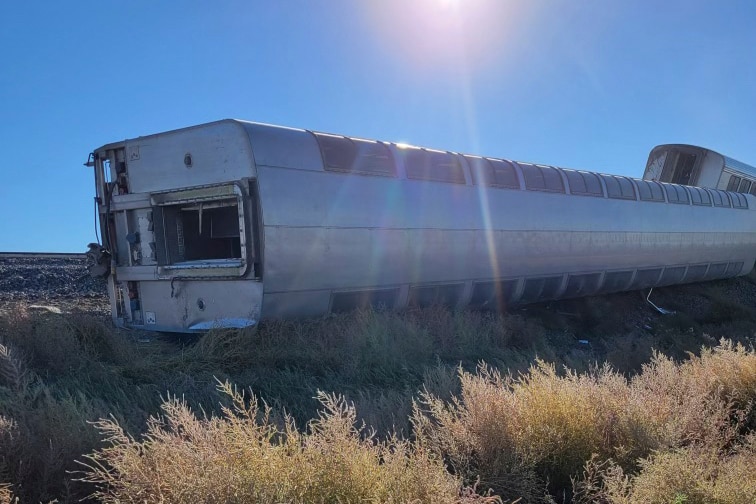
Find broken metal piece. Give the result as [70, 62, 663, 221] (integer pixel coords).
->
[645, 288, 675, 315]
[85, 243, 111, 278]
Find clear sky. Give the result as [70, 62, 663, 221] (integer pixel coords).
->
[2, 0, 755, 252]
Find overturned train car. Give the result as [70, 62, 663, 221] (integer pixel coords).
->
[86, 120, 756, 332]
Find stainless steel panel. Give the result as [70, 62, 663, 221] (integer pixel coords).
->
[123, 120, 256, 194]
[135, 279, 262, 331]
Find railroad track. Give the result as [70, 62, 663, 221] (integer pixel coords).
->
[0, 252, 86, 260]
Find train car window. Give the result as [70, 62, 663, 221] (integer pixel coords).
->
[750, 184, 756, 196]
[602, 175, 636, 200]
[518, 163, 565, 193]
[563, 273, 602, 297]
[662, 183, 690, 204]
[602, 271, 634, 292]
[708, 189, 731, 208]
[637, 180, 665, 202]
[632, 268, 662, 289]
[351, 139, 395, 176]
[519, 276, 563, 303]
[564, 170, 603, 196]
[466, 156, 519, 189]
[408, 284, 463, 307]
[331, 289, 398, 313]
[684, 264, 709, 283]
[738, 179, 752, 193]
[688, 187, 711, 206]
[706, 263, 728, 279]
[315, 133, 396, 176]
[728, 192, 749, 209]
[315, 133, 357, 171]
[670, 152, 698, 185]
[659, 267, 686, 286]
[469, 280, 518, 309]
[404, 148, 466, 184]
[726, 262, 744, 277]
[726, 175, 741, 191]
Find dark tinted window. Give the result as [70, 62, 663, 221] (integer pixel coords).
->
[602, 271, 633, 292]
[352, 139, 395, 175]
[602, 175, 636, 200]
[315, 133, 356, 171]
[466, 156, 519, 189]
[408, 284, 463, 307]
[663, 183, 690, 204]
[706, 263, 728, 279]
[564, 170, 603, 196]
[315, 133, 396, 176]
[518, 163, 565, 193]
[469, 280, 518, 309]
[633, 268, 662, 289]
[519, 276, 563, 303]
[331, 289, 398, 313]
[405, 149, 466, 184]
[738, 179, 752, 193]
[728, 192, 749, 209]
[563, 273, 602, 297]
[726, 262, 744, 277]
[659, 267, 686, 286]
[637, 180, 666, 202]
[684, 264, 709, 283]
[688, 187, 711, 206]
[727, 175, 742, 191]
[709, 189, 731, 207]
[749, 184, 756, 196]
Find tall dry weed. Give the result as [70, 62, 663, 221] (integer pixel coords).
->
[574, 434, 756, 504]
[0, 344, 25, 392]
[414, 340, 756, 502]
[0, 484, 16, 504]
[79, 380, 496, 504]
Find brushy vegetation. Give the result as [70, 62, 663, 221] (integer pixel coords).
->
[0, 278, 755, 502]
[413, 341, 756, 502]
[79, 382, 496, 504]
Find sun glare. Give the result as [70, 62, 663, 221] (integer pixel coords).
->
[362, 0, 519, 74]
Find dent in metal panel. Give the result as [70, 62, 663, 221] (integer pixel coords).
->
[136, 279, 262, 332]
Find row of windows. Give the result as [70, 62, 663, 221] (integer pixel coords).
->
[726, 174, 756, 197]
[329, 261, 744, 312]
[313, 132, 749, 209]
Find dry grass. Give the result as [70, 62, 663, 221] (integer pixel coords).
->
[0, 484, 16, 504]
[79, 381, 498, 504]
[413, 341, 756, 502]
[1, 296, 755, 503]
[574, 435, 756, 504]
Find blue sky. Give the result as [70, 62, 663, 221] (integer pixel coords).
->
[2, 1, 755, 252]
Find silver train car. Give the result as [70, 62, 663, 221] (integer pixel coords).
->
[86, 120, 756, 332]
[645, 144, 756, 194]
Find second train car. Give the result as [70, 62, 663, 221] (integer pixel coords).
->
[86, 120, 756, 332]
